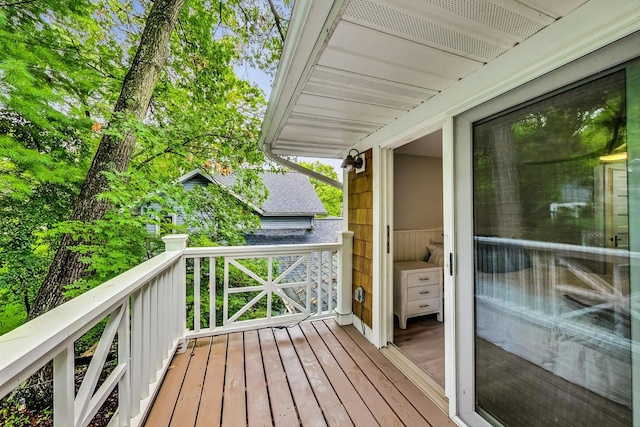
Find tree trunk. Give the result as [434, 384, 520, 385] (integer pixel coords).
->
[28, 0, 186, 321]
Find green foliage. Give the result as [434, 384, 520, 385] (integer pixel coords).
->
[473, 71, 626, 243]
[0, 0, 291, 337]
[297, 161, 343, 217]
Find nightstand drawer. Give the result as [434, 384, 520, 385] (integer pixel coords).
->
[407, 284, 439, 302]
[407, 271, 439, 287]
[407, 297, 440, 315]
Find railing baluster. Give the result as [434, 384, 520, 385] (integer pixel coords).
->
[267, 256, 273, 320]
[210, 257, 216, 330]
[223, 258, 229, 326]
[150, 279, 158, 383]
[170, 262, 178, 341]
[158, 272, 167, 369]
[328, 251, 334, 314]
[141, 284, 151, 398]
[316, 251, 322, 316]
[194, 257, 201, 333]
[53, 343, 75, 427]
[180, 255, 187, 338]
[130, 289, 143, 417]
[118, 299, 131, 427]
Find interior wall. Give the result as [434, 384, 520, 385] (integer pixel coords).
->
[394, 154, 443, 230]
[348, 148, 373, 328]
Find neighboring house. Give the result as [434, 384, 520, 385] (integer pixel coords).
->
[258, 1, 640, 426]
[143, 169, 327, 235]
[143, 169, 343, 314]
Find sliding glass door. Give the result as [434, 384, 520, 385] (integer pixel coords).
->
[454, 35, 640, 427]
[473, 65, 635, 426]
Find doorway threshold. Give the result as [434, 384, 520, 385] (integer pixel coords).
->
[381, 344, 448, 413]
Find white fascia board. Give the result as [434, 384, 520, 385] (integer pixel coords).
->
[346, 0, 640, 156]
[259, 0, 347, 152]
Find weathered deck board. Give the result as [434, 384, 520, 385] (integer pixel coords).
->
[144, 320, 452, 427]
[170, 337, 211, 427]
[195, 334, 226, 427]
[222, 332, 246, 427]
[311, 321, 403, 427]
[145, 340, 193, 425]
[273, 327, 326, 427]
[258, 328, 298, 427]
[322, 320, 429, 427]
[287, 326, 353, 427]
[244, 330, 271, 427]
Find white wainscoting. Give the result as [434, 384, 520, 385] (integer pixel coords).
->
[393, 229, 443, 262]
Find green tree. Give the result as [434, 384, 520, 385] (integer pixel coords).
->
[298, 161, 343, 217]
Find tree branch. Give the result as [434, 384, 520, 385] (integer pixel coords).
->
[267, 0, 285, 43]
[0, 0, 37, 7]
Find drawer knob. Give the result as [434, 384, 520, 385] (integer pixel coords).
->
[419, 290, 430, 294]
[420, 304, 430, 308]
[419, 277, 431, 281]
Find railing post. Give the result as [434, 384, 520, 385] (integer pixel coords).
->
[161, 234, 189, 353]
[162, 234, 189, 252]
[336, 230, 354, 325]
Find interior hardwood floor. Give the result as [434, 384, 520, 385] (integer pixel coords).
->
[393, 315, 445, 387]
[144, 319, 454, 427]
[476, 338, 632, 427]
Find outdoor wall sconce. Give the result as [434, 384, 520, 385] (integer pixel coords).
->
[341, 149, 365, 173]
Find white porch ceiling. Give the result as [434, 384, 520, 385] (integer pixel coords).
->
[263, 0, 588, 159]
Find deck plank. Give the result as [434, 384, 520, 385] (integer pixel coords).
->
[299, 322, 379, 427]
[222, 332, 246, 427]
[287, 326, 354, 427]
[244, 330, 272, 427]
[170, 337, 211, 427]
[148, 321, 456, 427]
[343, 324, 406, 383]
[323, 320, 429, 427]
[258, 328, 299, 427]
[393, 379, 455, 427]
[195, 334, 227, 427]
[311, 321, 403, 427]
[273, 327, 327, 427]
[145, 340, 194, 426]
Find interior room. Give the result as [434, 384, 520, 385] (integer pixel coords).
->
[392, 129, 445, 387]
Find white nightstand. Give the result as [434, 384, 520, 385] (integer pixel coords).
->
[393, 261, 443, 329]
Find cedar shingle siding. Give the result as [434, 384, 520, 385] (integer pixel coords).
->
[348, 149, 373, 327]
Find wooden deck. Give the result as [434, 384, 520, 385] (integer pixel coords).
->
[144, 319, 453, 427]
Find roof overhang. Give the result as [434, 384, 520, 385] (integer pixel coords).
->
[259, 0, 599, 159]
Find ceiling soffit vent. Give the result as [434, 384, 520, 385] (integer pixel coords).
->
[421, 0, 553, 39]
[342, 0, 556, 62]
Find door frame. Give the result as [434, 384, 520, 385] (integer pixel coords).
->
[453, 33, 640, 426]
[377, 119, 458, 415]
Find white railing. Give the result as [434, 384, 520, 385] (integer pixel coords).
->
[0, 231, 354, 426]
[474, 236, 632, 330]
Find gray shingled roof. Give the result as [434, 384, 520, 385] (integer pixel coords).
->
[244, 218, 344, 245]
[210, 171, 327, 216]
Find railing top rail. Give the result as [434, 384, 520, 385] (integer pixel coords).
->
[183, 242, 343, 257]
[0, 250, 182, 398]
[474, 236, 632, 259]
